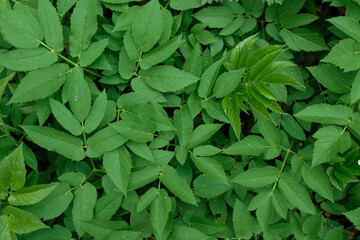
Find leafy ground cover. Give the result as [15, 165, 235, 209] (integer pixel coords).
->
[0, 0, 360, 239]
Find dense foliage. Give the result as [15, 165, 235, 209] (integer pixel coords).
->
[0, 0, 359, 239]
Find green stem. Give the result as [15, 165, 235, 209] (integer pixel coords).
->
[272, 143, 293, 192]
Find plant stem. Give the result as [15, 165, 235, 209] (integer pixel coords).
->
[272, 143, 293, 192]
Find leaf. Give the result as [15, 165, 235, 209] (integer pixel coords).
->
[279, 28, 328, 51]
[107, 231, 141, 240]
[174, 105, 193, 146]
[186, 124, 222, 149]
[159, 165, 196, 205]
[126, 141, 153, 162]
[301, 165, 333, 201]
[193, 145, 221, 156]
[69, 0, 97, 57]
[233, 200, 257, 239]
[312, 126, 346, 167]
[351, 71, 360, 104]
[279, 173, 316, 214]
[50, 98, 83, 136]
[170, 0, 202, 10]
[113, 6, 140, 31]
[225, 97, 241, 140]
[261, 73, 301, 86]
[0, 216, 12, 240]
[213, 69, 244, 98]
[21, 125, 86, 161]
[81, 219, 121, 239]
[140, 66, 199, 93]
[58, 172, 86, 186]
[4, 206, 48, 234]
[79, 39, 109, 67]
[22, 183, 73, 221]
[0, 144, 26, 191]
[57, 0, 77, 16]
[280, 13, 319, 29]
[294, 104, 352, 125]
[0, 48, 58, 71]
[280, 115, 306, 141]
[302, 213, 322, 236]
[140, 35, 182, 70]
[193, 6, 234, 28]
[9, 64, 69, 104]
[137, 187, 158, 212]
[345, 207, 360, 230]
[86, 126, 128, 158]
[193, 174, 231, 198]
[95, 191, 123, 220]
[128, 165, 161, 191]
[25, 225, 73, 240]
[322, 39, 360, 72]
[103, 147, 132, 195]
[248, 190, 274, 231]
[110, 119, 154, 143]
[38, 0, 64, 52]
[168, 226, 209, 240]
[198, 60, 223, 98]
[84, 91, 107, 134]
[8, 183, 57, 206]
[232, 166, 279, 188]
[328, 16, 360, 43]
[324, 226, 343, 240]
[0, 9, 43, 48]
[224, 135, 268, 156]
[72, 182, 97, 237]
[150, 189, 171, 236]
[131, 0, 163, 52]
[190, 155, 228, 185]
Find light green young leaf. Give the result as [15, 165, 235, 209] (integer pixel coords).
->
[322, 39, 360, 72]
[186, 124, 222, 149]
[8, 183, 57, 206]
[22, 183, 73, 221]
[0, 48, 58, 72]
[261, 73, 302, 86]
[4, 206, 48, 234]
[68, 67, 91, 122]
[232, 166, 279, 188]
[140, 35, 182, 70]
[294, 104, 352, 125]
[225, 97, 241, 139]
[0, 9, 43, 48]
[79, 39, 109, 67]
[22, 125, 86, 161]
[86, 126, 128, 158]
[198, 60, 223, 98]
[301, 165, 333, 201]
[279, 173, 316, 214]
[213, 69, 244, 98]
[150, 189, 171, 236]
[126, 141, 154, 162]
[279, 28, 328, 51]
[328, 16, 360, 43]
[193, 6, 234, 28]
[95, 191, 123, 220]
[50, 98, 83, 136]
[190, 155, 228, 185]
[69, 0, 97, 57]
[9, 64, 69, 104]
[137, 187, 158, 212]
[159, 165, 196, 205]
[231, 34, 258, 69]
[58, 172, 86, 186]
[224, 135, 268, 156]
[140, 66, 199, 93]
[131, 0, 163, 52]
[110, 119, 154, 143]
[72, 182, 97, 237]
[84, 91, 107, 134]
[0, 144, 26, 191]
[38, 0, 64, 52]
[103, 147, 132, 196]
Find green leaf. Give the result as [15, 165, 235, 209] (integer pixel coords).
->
[345, 207, 360, 230]
[248, 190, 274, 231]
[351, 71, 360, 104]
[312, 126, 347, 167]
[68, 67, 91, 122]
[279, 173, 316, 214]
[213, 69, 244, 98]
[131, 0, 163, 52]
[103, 147, 132, 195]
[86, 126, 128, 158]
[302, 213, 322, 236]
[225, 97, 241, 140]
[0, 9, 43, 48]
[0, 48, 58, 71]
[72, 182, 97, 237]
[22, 183, 73, 221]
[38, 0, 64, 52]
[232, 166, 279, 188]
[9, 64, 69, 104]
[301, 165, 333, 201]
[57, 0, 77, 16]
[224, 135, 268, 156]
[110, 119, 154, 143]
[193, 6, 234, 28]
[159, 165, 196, 205]
[126, 141, 153, 162]
[233, 200, 257, 239]
[328, 16, 360, 43]
[280, 115, 306, 141]
[69, 0, 97, 57]
[231, 34, 258, 69]
[150, 189, 171, 236]
[261, 73, 301, 86]
[25, 225, 73, 240]
[22, 125, 86, 161]
[79, 39, 109, 67]
[137, 187, 158, 212]
[140, 66, 199, 93]
[198, 60, 223, 98]
[324, 226, 343, 240]
[58, 172, 86, 186]
[84, 91, 107, 134]
[140, 35, 182, 70]
[280, 13, 318, 29]
[190, 155, 228, 185]
[294, 104, 352, 125]
[0, 144, 26, 191]
[128, 165, 161, 191]
[8, 183, 57, 206]
[95, 191, 123, 220]
[193, 145, 221, 157]
[193, 174, 231, 198]
[174, 105, 194, 146]
[0, 216, 12, 240]
[279, 28, 328, 51]
[50, 98, 83, 136]
[168, 226, 209, 240]
[107, 231, 141, 240]
[322, 39, 360, 72]
[186, 124, 222, 149]
[4, 206, 48, 234]
[170, 0, 202, 10]
[81, 219, 121, 239]
[113, 6, 140, 31]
